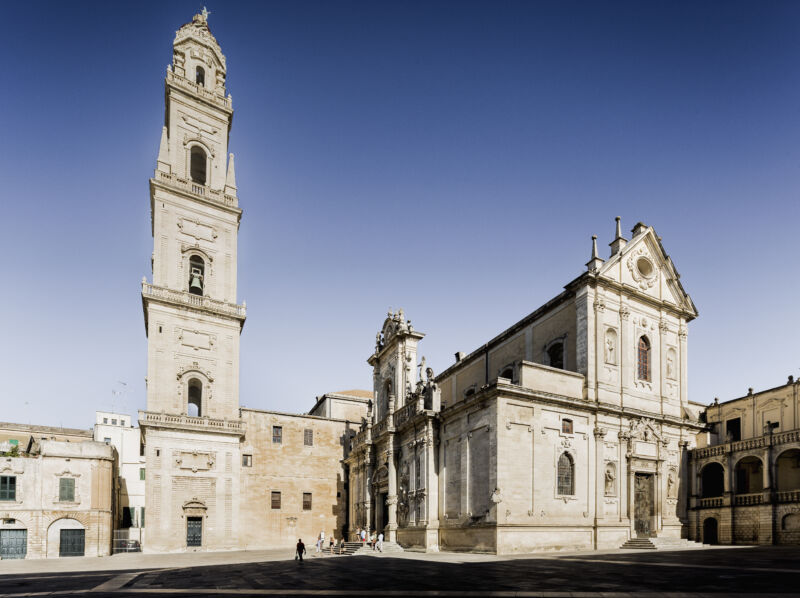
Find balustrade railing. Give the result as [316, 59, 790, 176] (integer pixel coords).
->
[698, 497, 723, 508]
[734, 493, 763, 506]
[139, 410, 244, 434]
[694, 445, 726, 458]
[730, 437, 766, 452]
[694, 426, 800, 459]
[154, 171, 237, 208]
[142, 282, 246, 319]
[774, 430, 800, 446]
[777, 490, 800, 503]
[167, 70, 232, 109]
[394, 401, 417, 427]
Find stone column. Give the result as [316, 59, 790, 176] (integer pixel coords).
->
[387, 442, 398, 541]
[365, 448, 373, 534]
[593, 426, 606, 548]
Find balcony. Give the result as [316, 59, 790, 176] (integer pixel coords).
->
[777, 490, 800, 503]
[152, 171, 238, 210]
[698, 497, 723, 508]
[166, 70, 232, 111]
[142, 282, 246, 323]
[138, 410, 244, 436]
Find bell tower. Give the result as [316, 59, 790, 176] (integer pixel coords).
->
[139, 10, 245, 553]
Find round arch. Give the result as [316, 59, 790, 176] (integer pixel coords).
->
[700, 462, 725, 498]
[776, 448, 800, 491]
[734, 455, 764, 494]
[46, 517, 86, 558]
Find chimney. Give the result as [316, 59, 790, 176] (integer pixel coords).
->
[455, 351, 465, 362]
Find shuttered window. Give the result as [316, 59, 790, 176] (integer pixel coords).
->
[59, 478, 75, 502]
[0, 477, 16, 501]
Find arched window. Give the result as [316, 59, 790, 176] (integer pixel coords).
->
[547, 342, 564, 370]
[188, 255, 205, 296]
[557, 452, 574, 495]
[190, 146, 207, 185]
[187, 379, 202, 417]
[637, 336, 651, 381]
[195, 66, 205, 87]
[700, 462, 724, 498]
[499, 366, 513, 381]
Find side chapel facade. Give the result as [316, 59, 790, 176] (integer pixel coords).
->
[346, 220, 706, 553]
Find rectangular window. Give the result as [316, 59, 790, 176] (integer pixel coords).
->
[112, 419, 117, 425]
[59, 478, 75, 502]
[0, 476, 16, 501]
[103, 418, 108, 424]
[303, 492, 312, 510]
[139, 468, 146, 481]
[271, 491, 281, 509]
[242, 454, 252, 467]
[122, 506, 132, 528]
[272, 426, 282, 444]
[562, 419, 573, 434]
[726, 418, 742, 442]
[304, 429, 313, 446]
[104, 437, 112, 444]
[140, 507, 145, 528]
[121, 420, 126, 427]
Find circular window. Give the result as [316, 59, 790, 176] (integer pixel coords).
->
[636, 257, 654, 278]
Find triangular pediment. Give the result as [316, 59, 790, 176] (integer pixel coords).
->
[597, 224, 696, 317]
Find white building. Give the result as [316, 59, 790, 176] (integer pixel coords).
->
[94, 412, 146, 543]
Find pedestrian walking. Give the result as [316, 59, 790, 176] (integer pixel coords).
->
[329, 536, 335, 555]
[360, 528, 367, 543]
[377, 531, 384, 552]
[370, 531, 377, 550]
[296, 539, 306, 562]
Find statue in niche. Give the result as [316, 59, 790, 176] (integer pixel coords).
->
[605, 329, 617, 365]
[604, 463, 616, 496]
[667, 469, 677, 498]
[666, 352, 676, 380]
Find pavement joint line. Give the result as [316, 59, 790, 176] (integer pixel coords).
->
[90, 571, 143, 592]
[552, 557, 800, 574]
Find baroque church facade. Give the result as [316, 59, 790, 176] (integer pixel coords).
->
[347, 221, 706, 553]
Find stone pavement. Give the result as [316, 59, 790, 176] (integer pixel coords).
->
[1, 545, 799, 597]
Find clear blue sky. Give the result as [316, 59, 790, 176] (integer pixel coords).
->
[1, 1, 798, 428]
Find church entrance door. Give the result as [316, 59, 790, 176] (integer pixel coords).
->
[634, 473, 654, 538]
[380, 492, 389, 533]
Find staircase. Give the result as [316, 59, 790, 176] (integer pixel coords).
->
[620, 537, 657, 549]
[340, 541, 404, 555]
[621, 536, 705, 550]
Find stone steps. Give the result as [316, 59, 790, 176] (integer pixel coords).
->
[342, 541, 404, 555]
[621, 536, 706, 550]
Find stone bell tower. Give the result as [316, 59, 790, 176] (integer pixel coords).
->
[139, 10, 246, 553]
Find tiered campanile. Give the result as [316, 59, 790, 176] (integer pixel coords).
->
[139, 11, 246, 553]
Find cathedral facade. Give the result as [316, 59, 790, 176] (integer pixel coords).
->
[347, 221, 706, 553]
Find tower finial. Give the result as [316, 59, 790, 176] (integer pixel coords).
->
[156, 126, 170, 174]
[225, 153, 237, 196]
[201, 6, 211, 20]
[586, 235, 603, 272]
[609, 216, 627, 256]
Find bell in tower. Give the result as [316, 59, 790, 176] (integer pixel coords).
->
[188, 255, 205, 296]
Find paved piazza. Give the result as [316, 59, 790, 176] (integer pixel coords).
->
[0, 546, 798, 597]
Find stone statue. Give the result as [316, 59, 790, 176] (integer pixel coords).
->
[418, 356, 426, 383]
[667, 470, 677, 498]
[425, 366, 434, 383]
[605, 332, 616, 364]
[604, 464, 616, 496]
[666, 354, 675, 380]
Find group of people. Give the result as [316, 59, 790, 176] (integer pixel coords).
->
[295, 530, 347, 561]
[295, 528, 385, 561]
[356, 527, 384, 552]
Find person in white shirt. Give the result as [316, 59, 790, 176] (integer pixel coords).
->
[377, 532, 384, 552]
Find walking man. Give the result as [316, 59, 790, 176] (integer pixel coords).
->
[377, 531, 384, 552]
[296, 538, 306, 562]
